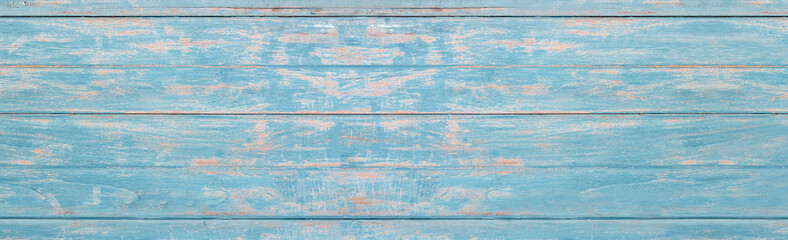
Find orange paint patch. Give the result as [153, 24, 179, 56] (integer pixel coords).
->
[10, 160, 33, 165]
[749, 0, 773, 4]
[681, 160, 702, 165]
[302, 222, 333, 229]
[493, 158, 522, 166]
[31, 148, 54, 159]
[719, 160, 736, 165]
[349, 197, 375, 205]
[192, 158, 221, 166]
[275, 161, 342, 167]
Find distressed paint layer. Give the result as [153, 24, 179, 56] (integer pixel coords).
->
[0, 167, 786, 217]
[0, 115, 785, 167]
[0, 220, 786, 239]
[0, 18, 786, 65]
[0, 67, 785, 113]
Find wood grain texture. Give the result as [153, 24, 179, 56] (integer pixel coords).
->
[1, 115, 785, 167]
[1, 220, 786, 239]
[1, 18, 786, 66]
[1, 0, 786, 16]
[1, 167, 786, 218]
[1, 67, 785, 113]
[1, 0, 786, 236]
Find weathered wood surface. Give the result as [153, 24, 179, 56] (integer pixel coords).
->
[2, 115, 785, 167]
[1, 18, 786, 66]
[1, 220, 786, 239]
[1, 0, 786, 237]
[1, 0, 786, 16]
[1, 67, 785, 113]
[1, 167, 786, 217]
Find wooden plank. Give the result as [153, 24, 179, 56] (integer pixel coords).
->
[1, 0, 786, 16]
[0, 115, 788, 169]
[1, 220, 786, 239]
[0, 167, 785, 217]
[1, 67, 785, 113]
[1, 115, 785, 167]
[1, 18, 786, 66]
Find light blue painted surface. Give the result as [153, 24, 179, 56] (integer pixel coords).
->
[0, 115, 785, 167]
[1, 220, 787, 239]
[0, 18, 786, 66]
[1, 167, 786, 217]
[0, 67, 785, 113]
[0, 0, 786, 238]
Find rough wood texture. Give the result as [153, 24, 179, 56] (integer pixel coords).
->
[1, 220, 786, 239]
[1, 18, 786, 66]
[2, 115, 785, 167]
[1, 167, 786, 217]
[2, 0, 786, 237]
[1, 0, 786, 16]
[1, 67, 785, 113]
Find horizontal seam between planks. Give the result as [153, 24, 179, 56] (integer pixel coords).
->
[0, 112, 785, 115]
[2, 165, 785, 169]
[0, 216, 786, 221]
[0, 15, 787, 18]
[0, 65, 785, 68]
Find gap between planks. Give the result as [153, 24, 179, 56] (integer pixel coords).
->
[1, 65, 785, 68]
[2, 15, 788, 18]
[1, 165, 784, 169]
[0, 112, 785, 115]
[1, 216, 786, 221]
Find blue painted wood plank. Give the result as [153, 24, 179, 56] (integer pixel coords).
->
[0, 18, 786, 66]
[0, 167, 785, 217]
[1, 67, 785, 113]
[1, 115, 785, 167]
[1, 0, 786, 16]
[0, 220, 786, 239]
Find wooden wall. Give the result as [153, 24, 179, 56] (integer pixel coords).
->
[0, 0, 786, 239]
